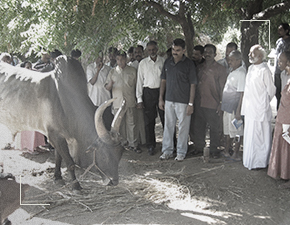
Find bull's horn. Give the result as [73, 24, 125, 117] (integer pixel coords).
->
[94, 98, 115, 143]
[111, 100, 126, 134]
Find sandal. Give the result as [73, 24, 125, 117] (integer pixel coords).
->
[226, 157, 241, 162]
[278, 181, 290, 189]
[129, 146, 142, 154]
[221, 151, 231, 159]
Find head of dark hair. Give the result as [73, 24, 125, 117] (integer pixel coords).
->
[71, 49, 82, 58]
[173, 38, 186, 49]
[229, 50, 242, 61]
[108, 47, 118, 54]
[20, 61, 28, 68]
[193, 45, 204, 54]
[116, 50, 127, 58]
[282, 51, 290, 62]
[226, 42, 238, 50]
[147, 41, 158, 47]
[50, 49, 62, 59]
[0, 52, 11, 62]
[166, 47, 172, 58]
[204, 44, 217, 54]
[20, 61, 32, 68]
[136, 45, 144, 51]
[128, 46, 134, 54]
[280, 23, 290, 35]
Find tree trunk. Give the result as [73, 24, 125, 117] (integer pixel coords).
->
[181, 20, 195, 59]
[240, 21, 260, 68]
[144, 0, 195, 58]
[182, 12, 195, 59]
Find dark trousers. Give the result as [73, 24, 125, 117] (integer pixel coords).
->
[143, 87, 164, 148]
[274, 73, 281, 110]
[193, 105, 220, 155]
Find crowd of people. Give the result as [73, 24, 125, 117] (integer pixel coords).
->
[84, 24, 290, 189]
[1, 22, 290, 189]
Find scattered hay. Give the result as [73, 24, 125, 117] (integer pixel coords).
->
[24, 176, 199, 220]
[23, 172, 195, 218]
[23, 161, 226, 219]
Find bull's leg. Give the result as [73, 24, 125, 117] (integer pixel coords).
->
[48, 134, 82, 190]
[54, 150, 65, 186]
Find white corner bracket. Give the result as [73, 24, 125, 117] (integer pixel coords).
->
[240, 20, 271, 50]
[20, 176, 50, 206]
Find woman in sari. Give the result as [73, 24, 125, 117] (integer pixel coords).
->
[268, 51, 290, 188]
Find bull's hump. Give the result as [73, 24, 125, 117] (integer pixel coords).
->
[0, 62, 52, 84]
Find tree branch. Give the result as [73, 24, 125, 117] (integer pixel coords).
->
[253, 1, 290, 20]
[179, 0, 186, 17]
[186, 12, 195, 40]
[237, 7, 246, 18]
[144, 0, 181, 22]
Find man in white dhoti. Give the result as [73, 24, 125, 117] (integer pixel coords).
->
[241, 45, 276, 170]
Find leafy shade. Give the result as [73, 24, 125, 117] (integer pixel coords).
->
[0, 0, 182, 60]
[0, 0, 290, 64]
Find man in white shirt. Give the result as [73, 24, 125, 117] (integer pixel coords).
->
[136, 41, 165, 155]
[218, 42, 238, 75]
[106, 47, 118, 68]
[221, 50, 246, 161]
[87, 52, 111, 107]
[87, 53, 113, 130]
[218, 42, 246, 75]
[128, 45, 144, 69]
[241, 45, 276, 170]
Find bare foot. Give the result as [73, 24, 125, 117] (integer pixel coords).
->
[221, 150, 231, 158]
[231, 152, 241, 161]
[278, 181, 290, 189]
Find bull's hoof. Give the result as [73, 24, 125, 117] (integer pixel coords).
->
[54, 178, 65, 187]
[72, 181, 82, 191]
[104, 178, 119, 186]
[72, 189, 82, 195]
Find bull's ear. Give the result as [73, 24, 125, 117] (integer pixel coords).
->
[111, 100, 126, 134]
[94, 99, 115, 143]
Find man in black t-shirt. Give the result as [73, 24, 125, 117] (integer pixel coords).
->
[158, 38, 197, 161]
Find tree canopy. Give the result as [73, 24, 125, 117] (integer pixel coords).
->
[0, 0, 289, 63]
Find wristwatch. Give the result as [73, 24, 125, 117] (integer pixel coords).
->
[188, 103, 193, 106]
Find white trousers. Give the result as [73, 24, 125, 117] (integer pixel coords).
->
[243, 117, 272, 170]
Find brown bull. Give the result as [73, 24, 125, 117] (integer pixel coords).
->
[0, 56, 124, 190]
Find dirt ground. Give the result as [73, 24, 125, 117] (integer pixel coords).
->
[1, 120, 290, 225]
